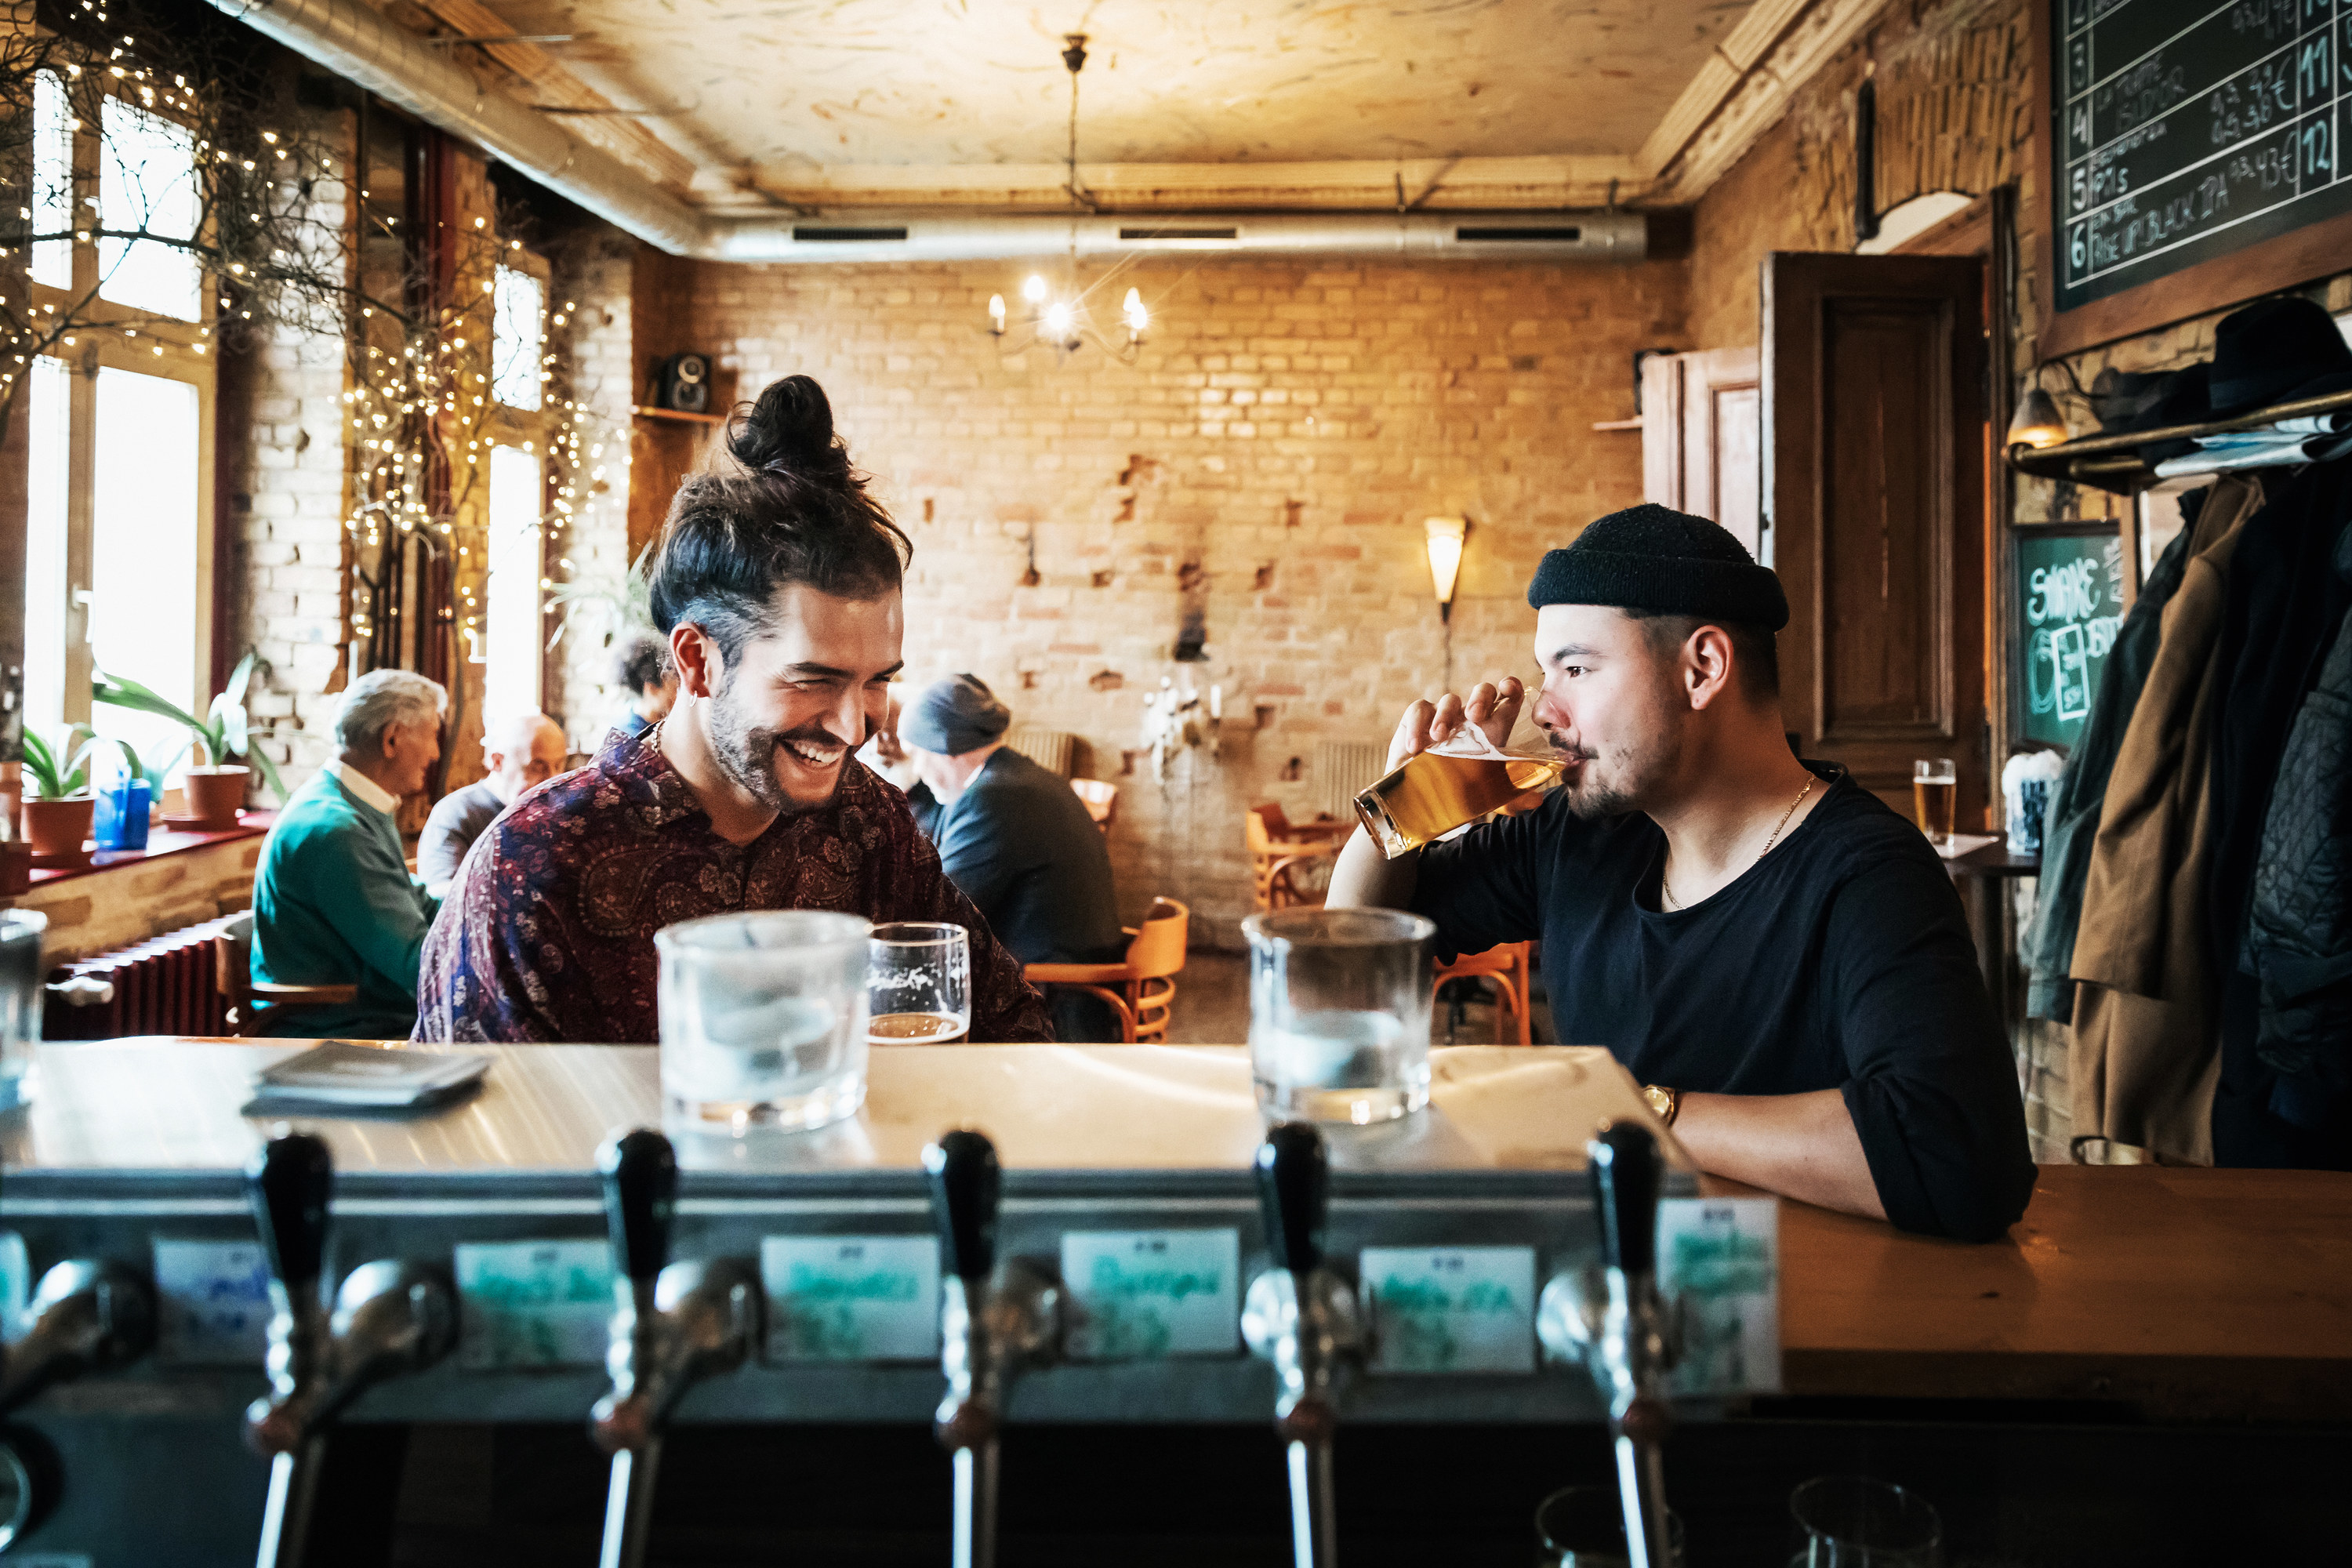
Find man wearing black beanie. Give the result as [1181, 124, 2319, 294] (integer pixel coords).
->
[1330, 504, 2034, 1242]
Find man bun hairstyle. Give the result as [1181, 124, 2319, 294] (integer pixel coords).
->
[648, 375, 911, 662]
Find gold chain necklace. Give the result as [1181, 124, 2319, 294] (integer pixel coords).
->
[1661, 773, 1817, 912]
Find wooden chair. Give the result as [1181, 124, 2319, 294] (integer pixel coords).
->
[1069, 778, 1117, 834]
[212, 910, 358, 1037]
[1247, 804, 1346, 913]
[1025, 898, 1189, 1044]
[1432, 941, 1534, 1046]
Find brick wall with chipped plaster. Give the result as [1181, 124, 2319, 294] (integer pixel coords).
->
[1683, 0, 2352, 1159]
[611, 255, 1686, 943]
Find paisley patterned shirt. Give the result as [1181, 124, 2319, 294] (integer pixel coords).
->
[411, 726, 1052, 1044]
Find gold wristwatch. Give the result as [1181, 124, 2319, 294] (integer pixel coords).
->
[1642, 1083, 1682, 1127]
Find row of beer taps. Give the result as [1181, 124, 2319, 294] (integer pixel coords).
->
[0, 1117, 1683, 1568]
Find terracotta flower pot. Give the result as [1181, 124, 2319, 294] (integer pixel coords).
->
[182, 766, 251, 830]
[23, 795, 96, 858]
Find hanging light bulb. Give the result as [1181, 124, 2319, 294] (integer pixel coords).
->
[1022, 274, 1049, 306]
[1044, 300, 1076, 343]
[989, 294, 1007, 336]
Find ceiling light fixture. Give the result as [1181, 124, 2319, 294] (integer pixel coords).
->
[985, 34, 1152, 362]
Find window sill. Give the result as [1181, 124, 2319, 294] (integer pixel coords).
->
[26, 811, 275, 887]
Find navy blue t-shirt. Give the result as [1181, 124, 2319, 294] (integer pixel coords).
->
[1412, 764, 2034, 1241]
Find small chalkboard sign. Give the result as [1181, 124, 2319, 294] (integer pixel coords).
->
[2016, 526, 2129, 750]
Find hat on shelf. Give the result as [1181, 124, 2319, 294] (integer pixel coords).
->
[2208, 295, 2352, 417]
[1526, 503, 1790, 630]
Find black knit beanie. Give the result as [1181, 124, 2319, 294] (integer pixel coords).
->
[1525, 503, 1790, 630]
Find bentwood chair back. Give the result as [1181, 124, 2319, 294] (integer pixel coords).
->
[1432, 940, 1534, 1046]
[212, 911, 360, 1037]
[1023, 898, 1190, 1044]
[1246, 807, 1344, 913]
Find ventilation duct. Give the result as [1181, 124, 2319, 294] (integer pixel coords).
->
[205, 0, 1646, 263]
[718, 211, 1646, 263]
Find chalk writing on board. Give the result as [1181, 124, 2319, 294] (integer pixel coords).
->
[2020, 532, 2127, 746]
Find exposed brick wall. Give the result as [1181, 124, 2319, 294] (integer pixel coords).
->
[622, 254, 1686, 942]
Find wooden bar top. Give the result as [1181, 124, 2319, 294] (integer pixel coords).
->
[1763, 1165, 2352, 1421]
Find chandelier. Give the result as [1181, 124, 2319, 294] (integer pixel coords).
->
[985, 34, 1151, 362]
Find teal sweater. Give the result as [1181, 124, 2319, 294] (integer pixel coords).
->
[252, 769, 440, 1039]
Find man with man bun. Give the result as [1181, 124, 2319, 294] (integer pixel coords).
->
[414, 375, 1051, 1044]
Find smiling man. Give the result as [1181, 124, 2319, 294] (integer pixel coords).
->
[413, 375, 1050, 1044]
[1327, 504, 2034, 1241]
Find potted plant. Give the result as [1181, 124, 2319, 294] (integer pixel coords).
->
[20, 724, 100, 862]
[94, 652, 287, 830]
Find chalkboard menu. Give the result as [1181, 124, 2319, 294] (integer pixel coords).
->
[2016, 528, 2129, 749]
[2053, 0, 2352, 314]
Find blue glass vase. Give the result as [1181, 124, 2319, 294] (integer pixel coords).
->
[93, 779, 152, 852]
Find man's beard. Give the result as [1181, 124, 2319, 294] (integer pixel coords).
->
[1543, 724, 1679, 821]
[706, 682, 848, 815]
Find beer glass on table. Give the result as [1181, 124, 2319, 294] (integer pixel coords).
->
[1912, 758, 1958, 847]
[867, 922, 971, 1044]
[1243, 907, 1434, 1123]
[655, 909, 870, 1134]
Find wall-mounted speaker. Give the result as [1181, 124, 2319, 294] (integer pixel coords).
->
[655, 352, 710, 413]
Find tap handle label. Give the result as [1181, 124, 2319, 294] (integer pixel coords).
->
[245, 1130, 332, 1294]
[597, 1128, 677, 1283]
[922, 1128, 1000, 1280]
[1588, 1120, 1662, 1278]
[1254, 1121, 1328, 1275]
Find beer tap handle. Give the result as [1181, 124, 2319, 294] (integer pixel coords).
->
[601, 1129, 677, 1285]
[924, 1129, 1000, 1284]
[1588, 1121, 1662, 1283]
[1254, 1121, 1328, 1276]
[248, 1131, 333, 1303]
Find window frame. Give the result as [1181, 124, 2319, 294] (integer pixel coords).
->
[474, 245, 554, 714]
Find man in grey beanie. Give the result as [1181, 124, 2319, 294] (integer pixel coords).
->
[1330, 504, 2034, 1243]
[897, 675, 1127, 1040]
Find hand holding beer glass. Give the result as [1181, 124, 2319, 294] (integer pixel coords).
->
[1353, 677, 1566, 857]
[1912, 758, 1957, 848]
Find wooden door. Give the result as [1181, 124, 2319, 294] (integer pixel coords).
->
[1640, 347, 1762, 558]
[1762, 252, 1988, 824]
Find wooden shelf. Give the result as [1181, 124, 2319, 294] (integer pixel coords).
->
[1589, 416, 1643, 432]
[633, 405, 725, 426]
[2006, 386, 2352, 495]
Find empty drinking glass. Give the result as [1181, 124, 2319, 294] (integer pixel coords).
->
[656, 910, 870, 1134]
[867, 922, 971, 1044]
[1535, 1483, 1686, 1567]
[1788, 1475, 1941, 1567]
[1243, 907, 1434, 1123]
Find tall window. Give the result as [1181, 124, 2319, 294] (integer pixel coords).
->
[484, 445, 546, 718]
[492, 266, 545, 411]
[21, 359, 74, 744]
[31, 73, 74, 292]
[91, 369, 204, 769]
[98, 98, 201, 321]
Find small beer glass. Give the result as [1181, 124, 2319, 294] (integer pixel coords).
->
[1788, 1475, 1941, 1566]
[867, 922, 971, 1044]
[656, 910, 870, 1134]
[1912, 758, 1958, 847]
[1243, 907, 1434, 1123]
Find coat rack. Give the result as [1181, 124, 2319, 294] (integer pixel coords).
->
[2006, 387, 2352, 495]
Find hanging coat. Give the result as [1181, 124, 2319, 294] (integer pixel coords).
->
[2069, 475, 2268, 1163]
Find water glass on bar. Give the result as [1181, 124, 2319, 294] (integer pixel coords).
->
[1912, 758, 1958, 847]
[1243, 907, 1434, 1124]
[1535, 1483, 1686, 1567]
[867, 922, 971, 1044]
[1788, 1475, 1942, 1566]
[655, 910, 870, 1134]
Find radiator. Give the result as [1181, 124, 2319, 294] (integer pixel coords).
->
[1314, 741, 1385, 821]
[44, 915, 237, 1040]
[1004, 727, 1076, 778]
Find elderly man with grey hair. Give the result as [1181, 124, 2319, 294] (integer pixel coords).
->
[416, 711, 568, 898]
[250, 669, 447, 1037]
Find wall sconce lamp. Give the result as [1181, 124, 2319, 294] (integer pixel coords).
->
[1425, 515, 1469, 623]
[2008, 362, 2076, 451]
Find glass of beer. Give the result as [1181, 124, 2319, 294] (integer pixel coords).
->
[1354, 744, 1564, 858]
[867, 922, 971, 1045]
[656, 910, 870, 1134]
[1243, 907, 1434, 1123]
[1912, 758, 1958, 847]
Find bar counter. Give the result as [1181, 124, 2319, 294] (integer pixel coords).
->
[6, 1038, 2343, 1424]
